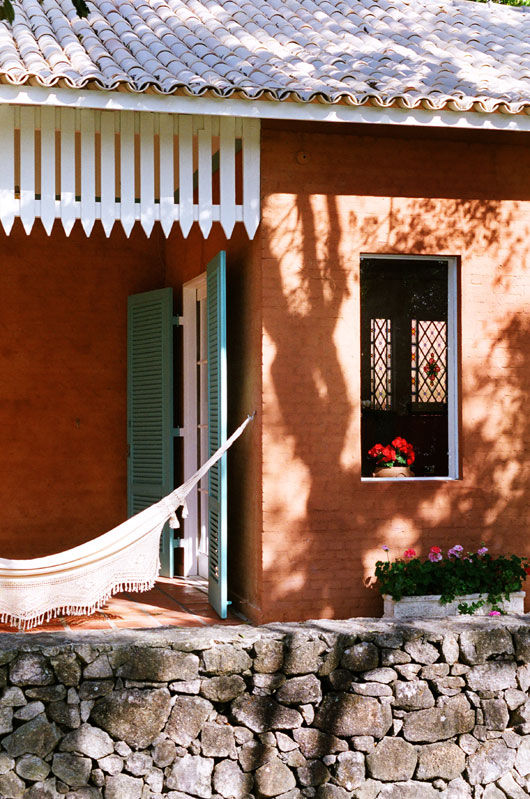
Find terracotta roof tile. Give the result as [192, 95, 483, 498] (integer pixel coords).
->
[1, 0, 529, 113]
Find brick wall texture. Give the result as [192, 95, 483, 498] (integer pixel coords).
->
[256, 121, 530, 624]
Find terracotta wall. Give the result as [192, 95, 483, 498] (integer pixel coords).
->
[0, 220, 164, 558]
[257, 120, 530, 623]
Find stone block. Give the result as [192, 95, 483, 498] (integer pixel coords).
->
[314, 694, 392, 738]
[366, 737, 416, 781]
[202, 646, 251, 676]
[3, 714, 61, 758]
[254, 640, 285, 674]
[283, 641, 326, 676]
[60, 724, 114, 759]
[51, 753, 91, 788]
[231, 695, 302, 733]
[466, 663, 517, 692]
[415, 742, 465, 780]
[459, 630, 514, 665]
[166, 754, 214, 798]
[213, 759, 253, 798]
[402, 695, 474, 743]
[276, 675, 322, 705]
[201, 723, 236, 758]
[9, 655, 54, 687]
[118, 649, 199, 682]
[292, 729, 347, 758]
[341, 643, 379, 673]
[255, 758, 296, 797]
[481, 699, 509, 731]
[333, 751, 365, 790]
[105, 774, 143, 799]
[0, 770, 25, 798]
[393, 680, 434, 710]
[90, 688, 171, 748]
[466, 739, 516, 785]
[200, 675, 246, 702]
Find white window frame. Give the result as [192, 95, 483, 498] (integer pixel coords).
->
[360, 254, 459, 482]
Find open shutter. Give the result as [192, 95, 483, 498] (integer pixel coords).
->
[207, 252, 228, 617]
[127, 288, 174, 577]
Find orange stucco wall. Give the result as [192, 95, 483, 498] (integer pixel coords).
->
[0, 220, 164, 558]
[257, 120, 530, 623]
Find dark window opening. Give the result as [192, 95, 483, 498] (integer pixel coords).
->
[361, 257, 450, 477]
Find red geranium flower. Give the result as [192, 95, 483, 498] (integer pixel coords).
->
[392, 437, 408, 450]
[381, 446, 396, 463]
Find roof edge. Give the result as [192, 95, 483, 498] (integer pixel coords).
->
[1, 84, 530, 134]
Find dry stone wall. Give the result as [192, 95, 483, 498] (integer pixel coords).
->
[1, 619, 530, 798]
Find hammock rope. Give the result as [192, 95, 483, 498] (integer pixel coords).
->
[0, 414, 254, 630]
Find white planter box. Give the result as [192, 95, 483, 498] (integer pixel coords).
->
[383, 591, 525, 619]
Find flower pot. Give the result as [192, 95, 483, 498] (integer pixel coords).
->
[373, 466, 414, 478]
[383, 591, 525, 619]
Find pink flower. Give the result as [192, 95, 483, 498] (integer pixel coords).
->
[448, 545, 463, 558]
[382, 545, 389, 551]
[428, 551, 443, 562]
[403, 548, 416, 559]
[488, 610, 501, 616]
[477, 547, 488, 556]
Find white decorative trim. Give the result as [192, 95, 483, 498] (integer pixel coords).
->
[0, 105, 261, 239]
[0, 85, 530, 134]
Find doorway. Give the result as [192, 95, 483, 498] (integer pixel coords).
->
[182, 273, 209, 577]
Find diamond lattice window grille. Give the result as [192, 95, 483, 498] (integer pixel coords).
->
[411, 319, 447, 403]
[370, 318, 392, 410]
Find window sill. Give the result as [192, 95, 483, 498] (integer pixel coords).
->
[361, 476, 459, 482]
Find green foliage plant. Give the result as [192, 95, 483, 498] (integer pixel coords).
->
[375, 544, 529, 615]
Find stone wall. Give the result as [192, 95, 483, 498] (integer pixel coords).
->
[1, 618, 530, 799]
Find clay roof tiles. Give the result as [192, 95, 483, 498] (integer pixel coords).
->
[0, 0, 529, 114]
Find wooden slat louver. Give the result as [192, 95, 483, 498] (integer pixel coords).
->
[207, 251, 228, 619]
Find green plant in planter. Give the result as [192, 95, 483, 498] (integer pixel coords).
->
[375, 545, 530, 614]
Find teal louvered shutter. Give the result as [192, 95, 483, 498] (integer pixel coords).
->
[127, 288, 174, 577]
[207, 252, 228, 618]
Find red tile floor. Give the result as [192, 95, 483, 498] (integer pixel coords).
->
[0, 577, 245, 634]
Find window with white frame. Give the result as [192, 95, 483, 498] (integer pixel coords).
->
[360, 256, 458, 479]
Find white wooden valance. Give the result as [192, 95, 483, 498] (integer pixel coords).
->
[0, 106, 260, 239]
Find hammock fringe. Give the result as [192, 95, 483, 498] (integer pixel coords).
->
[0, 577, 157, 631]
[0, 414, 254, 631]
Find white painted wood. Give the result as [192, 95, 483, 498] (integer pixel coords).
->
[1, 85, 526, 137]
[40, 106, 56, 235]
[79, 108, 95, 236]
[159, 113, 175, 237]
[447, 257, 459, 480]
[139, 112, 155, 236]
[19, 106, 36, 234]
[242, 117, 260, 238]
[0, 105, 15, 234]
[182, 274, 207, 576]
[60, 107, 76, 235]
[100, 111, 116, 236]
[219, 116, 236, 237]
[178, 114, 194, 237]
[197, 116, 212, 237]
[0, 105, 250, 240]
[119, 110, 135, 237]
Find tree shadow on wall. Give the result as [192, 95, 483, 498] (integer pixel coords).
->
[261, 193, 530, 621]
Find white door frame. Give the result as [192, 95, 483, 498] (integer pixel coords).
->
[182, 273, 209, 576]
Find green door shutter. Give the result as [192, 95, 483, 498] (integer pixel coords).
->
[207, 252, 228, 618]
[127, 288, 174, 577]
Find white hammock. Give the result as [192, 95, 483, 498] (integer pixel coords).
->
[0, 415, 253, 630]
